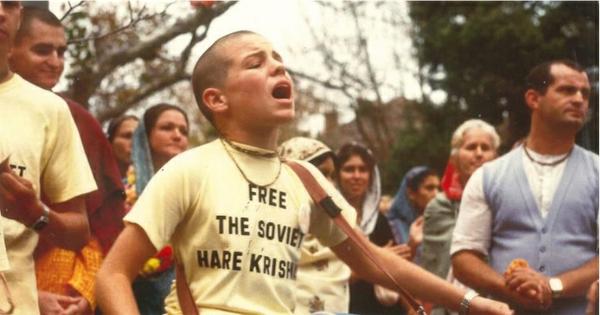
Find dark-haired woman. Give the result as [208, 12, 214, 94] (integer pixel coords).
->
[124, 104, 189, 315]
[336, 142, 407, 314]
[386, 166, 440, 260]
[107, 115, 140, 177]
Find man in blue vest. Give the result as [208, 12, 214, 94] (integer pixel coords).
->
[450, 59, 598, 314]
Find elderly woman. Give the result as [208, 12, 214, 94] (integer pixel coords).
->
[420, 119, 500, 315]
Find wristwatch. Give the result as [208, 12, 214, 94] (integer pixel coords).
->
[549, 277, 564, 299]
[29, 203, 50, 232]
[459, 289, 479, 315]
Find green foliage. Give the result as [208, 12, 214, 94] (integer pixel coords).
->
[63, 10, 95, 91]
[382, 103, 464, 194]
[408, 1, 598, 151]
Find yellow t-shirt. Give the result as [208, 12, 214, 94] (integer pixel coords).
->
[125, 139, 355, 314]
[0, 74, 97, 315]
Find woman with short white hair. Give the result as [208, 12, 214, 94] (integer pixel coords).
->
[421, 119, 500, 315]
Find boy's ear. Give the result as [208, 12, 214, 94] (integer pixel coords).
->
[203, 87, 228, 114]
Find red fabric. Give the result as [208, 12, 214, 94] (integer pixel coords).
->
[440, 161, 463, 201]
[62, 96, 126, 254]
[154, 246, 174, 274]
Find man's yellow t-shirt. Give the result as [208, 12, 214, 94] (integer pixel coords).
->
[125, 139, 355, 314]
[0, 74, 96, 315]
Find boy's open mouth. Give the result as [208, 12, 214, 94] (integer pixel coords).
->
[272, 83, 292, 100]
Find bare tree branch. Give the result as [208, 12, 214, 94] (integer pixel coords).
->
[60, 1, 85, 21]
[288, 68, 356, 100]
[67, 1, 236, 107]
[95, 14, 211, 122]
[68, 2, 176, 44]
[97, 72, 190, 122]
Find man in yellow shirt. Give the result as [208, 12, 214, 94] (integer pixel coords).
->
[97, 31, 511, 315]
[9, 6, 126, 315]
[0, 2, 96, 314]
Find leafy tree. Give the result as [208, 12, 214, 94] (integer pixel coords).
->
[409, 1, 598, 152]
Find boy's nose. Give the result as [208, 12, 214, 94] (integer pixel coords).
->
[270, 59, 286, 76]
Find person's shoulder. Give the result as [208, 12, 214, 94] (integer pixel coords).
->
[60, 96, 93, 120]
[8, 75, 68, 110]
[480, 147, 520, 178]
[424, 192, 455, 218]
[576, 145, 599, 161]
[574, 145, 599, 179]
[429, 192, 453, 209]
[60, 96, 106, 134]
[163, 140, 220, 169]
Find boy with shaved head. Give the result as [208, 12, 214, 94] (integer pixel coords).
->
[97, 31, 511, 315]
[0, 2, 96, 314]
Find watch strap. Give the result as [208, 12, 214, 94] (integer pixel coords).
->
[29, 203, 50, 231]
[459, 290, 479, 315]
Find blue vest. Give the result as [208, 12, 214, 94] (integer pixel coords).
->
[483, 145, 598, 315]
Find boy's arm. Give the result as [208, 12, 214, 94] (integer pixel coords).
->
[96, 224, 157, 315]
[331, 231, 512, 315]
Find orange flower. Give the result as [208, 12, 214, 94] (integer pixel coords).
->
[504, 258, 529, 278]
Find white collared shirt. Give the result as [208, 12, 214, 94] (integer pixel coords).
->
[451, 148, 568, 257]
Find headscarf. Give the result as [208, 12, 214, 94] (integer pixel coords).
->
[386, 166, 429, 244]
[359, 166, 382, 235]
[131, 120, 155, 196]
[336, 142, 381, 236]
[278, 137, 333, 162]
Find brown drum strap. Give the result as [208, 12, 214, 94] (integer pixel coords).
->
[286, 161, 426, 315]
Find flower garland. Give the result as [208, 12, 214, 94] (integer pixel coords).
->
[124, 165, 174, 277]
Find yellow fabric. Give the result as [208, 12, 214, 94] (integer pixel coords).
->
[126, 140, 355, 314]
[294, 234, 354, 314]
[0, 74, 96, 315]
[35, 238, 103, 310]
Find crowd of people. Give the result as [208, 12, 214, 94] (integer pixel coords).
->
[0, 2, 597, 315]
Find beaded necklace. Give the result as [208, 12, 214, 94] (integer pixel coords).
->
[523, 141, 573, 167]
[220, 138, 282, 188]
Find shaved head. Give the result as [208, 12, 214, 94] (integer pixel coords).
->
[191, 30, 257, 124]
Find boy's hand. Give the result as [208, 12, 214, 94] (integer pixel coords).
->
[0, 156, 9, 173]
[0, 162, 42, 226]
[470, 296, 513, 315]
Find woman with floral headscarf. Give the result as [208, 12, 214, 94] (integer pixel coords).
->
[279, 137, 355, 314]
